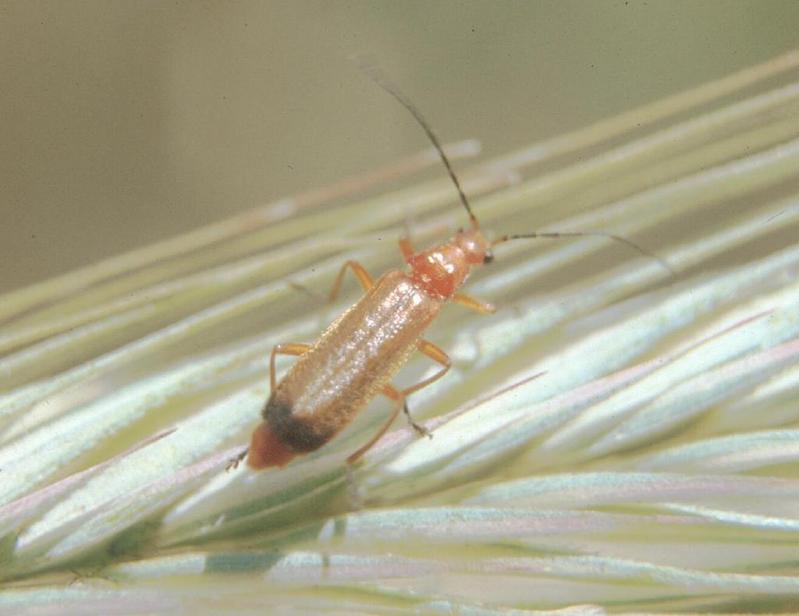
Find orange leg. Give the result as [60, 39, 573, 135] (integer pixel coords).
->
[347, 384, 406, 464]
[399, 237, 415, 261]
[399, 339, 451, 437]
[453, 292, 496, 314]
[328, 260, 374, 302]
[346, 338, 452, 464]
[269, 342, 312, 390]
[403, 338, 451, 396]
[228, 342, 313, 471]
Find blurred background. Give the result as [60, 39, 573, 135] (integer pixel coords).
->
[2, 0, 798, 293]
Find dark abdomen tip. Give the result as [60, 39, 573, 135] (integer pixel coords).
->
[265, 396, 332, 453]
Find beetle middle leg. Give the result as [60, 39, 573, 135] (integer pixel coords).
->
[289, 260, 374, 313]
[397, 338, 452, 437]
[405, 339, 451, 395]
[329, 260, 374, 302]
[346, 338, 452, 467]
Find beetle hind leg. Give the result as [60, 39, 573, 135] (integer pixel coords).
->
[346, 384, 405, 465]
[269, 342, 312, 390]
[226, 447, 249, 472]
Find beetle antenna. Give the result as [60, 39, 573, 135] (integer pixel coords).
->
[356, 60, 672, 277]
[494, 230, 675, 275]
[357, 58, 479, 230]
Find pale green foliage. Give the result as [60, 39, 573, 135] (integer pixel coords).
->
[2, 52, 799, 614]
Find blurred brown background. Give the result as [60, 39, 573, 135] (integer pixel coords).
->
[2, 1, 798, 293]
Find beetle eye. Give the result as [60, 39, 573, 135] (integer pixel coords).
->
[483, 251, 494, 264]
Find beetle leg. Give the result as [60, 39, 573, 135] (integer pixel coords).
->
[404, 338, 451, 396]
[226, 447, 249, 471]
[346, 384, 405, 464]
[399, 237, 415, 261]
[394, 338, 452, 437]
[270, 342, 312, 391]
[228, 342, 313, 472]
[401, 398, 432, 439]
[453, 292, 496, 314]
[328, 260, 374, 302]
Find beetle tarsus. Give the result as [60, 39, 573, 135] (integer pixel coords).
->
[403, 402, 433, 439]
[226, 448, 248, 471]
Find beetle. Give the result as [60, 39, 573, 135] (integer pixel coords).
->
[239, 66, 669, 471]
